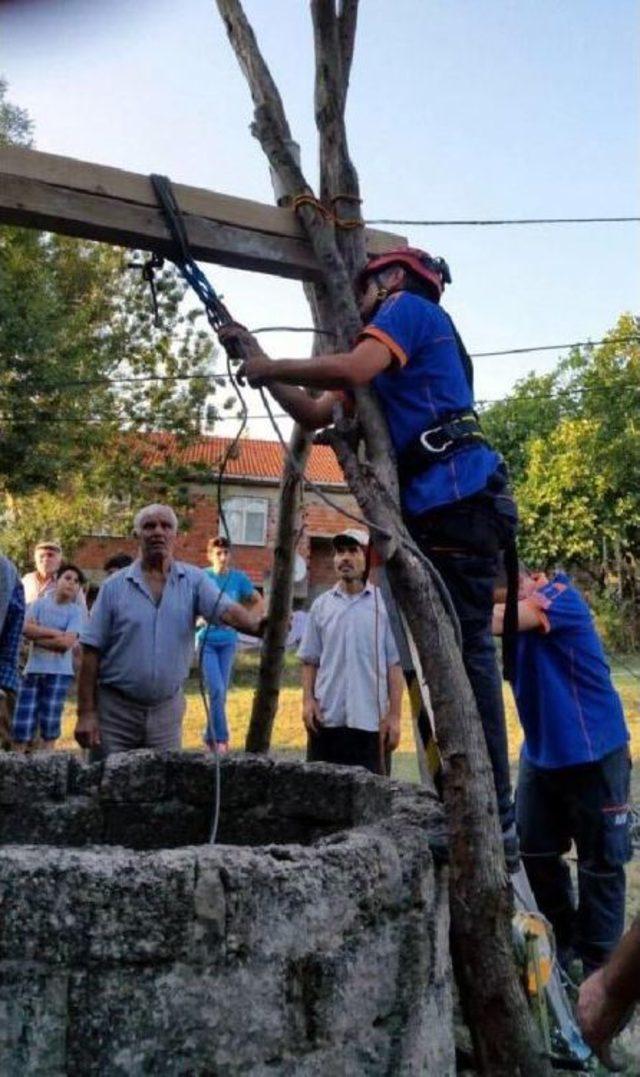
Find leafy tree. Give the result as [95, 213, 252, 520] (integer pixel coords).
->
[0, 78, 225, 538]
[480, 368, 564, 483]
[0, 479, 115, 572]
[0, 77, 33, 147]
[494, 314, 640, 646]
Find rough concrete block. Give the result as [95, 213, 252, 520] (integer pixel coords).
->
[67, 754, 103, 796]
[272, 761, 391, 826]
[0, 752, 454, 1075]
[0, 846, 197, 965]
[102, 798, 210, 849]
[100, 751, 167, 802]
[0, 752, 69, 806]
[66, 962, 287, 1076]
[164, 750, 218, 805]
[0, 962, 68, 1077]
[0, 798, 103, 846]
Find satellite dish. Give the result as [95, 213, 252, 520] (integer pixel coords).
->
[294, 553, 307, 583]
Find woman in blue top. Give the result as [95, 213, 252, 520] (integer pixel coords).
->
[197, 536, 264, 752]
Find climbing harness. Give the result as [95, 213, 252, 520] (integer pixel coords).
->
[396, 410, 487, 480]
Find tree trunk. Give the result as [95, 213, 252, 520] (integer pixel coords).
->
[215, 2, 550, 1071]
[245, 424, 311, 752]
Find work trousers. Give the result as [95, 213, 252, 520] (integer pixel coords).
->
[517, 746, 632, 974]
[97, 685, 185, 756]
[201, 639, 237, 745]
[408, 510, 515, 830]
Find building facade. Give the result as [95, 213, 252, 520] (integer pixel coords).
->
[76, 436, 358, 605]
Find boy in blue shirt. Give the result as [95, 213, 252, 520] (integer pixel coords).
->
[220, 248, 518, 863]
[493, 567, 631, 974]
[197, 536, 264, 752]
[12, 563, 86, 750]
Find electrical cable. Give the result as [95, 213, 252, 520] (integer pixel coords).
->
[365, 215, 640, 227]
[6, 334, 638, 395]
[6, 368, 640, 426]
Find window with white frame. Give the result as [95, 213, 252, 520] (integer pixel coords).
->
[220, 496, 268, 546]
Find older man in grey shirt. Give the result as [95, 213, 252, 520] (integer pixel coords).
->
[298, 529, 403, 776]
[75, 504, 266, 755]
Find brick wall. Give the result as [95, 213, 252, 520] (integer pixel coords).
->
[75, 480, 360, 600]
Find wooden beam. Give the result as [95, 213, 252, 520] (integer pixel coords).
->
[0, 146, 405, 281]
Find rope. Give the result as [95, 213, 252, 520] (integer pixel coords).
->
[291, 192, 363, 230]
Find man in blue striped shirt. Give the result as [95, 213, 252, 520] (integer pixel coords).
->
[75, 504, 266, 755]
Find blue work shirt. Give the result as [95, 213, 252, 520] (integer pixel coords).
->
[80, 559, 234, 704]
[196, 568, 255, 648]
[26, 596, 85, 676]
[298, 583, 400, 732]
[359, 291, 502, 517]
[514, 573, 629, 769]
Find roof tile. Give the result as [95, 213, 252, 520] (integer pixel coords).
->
[143, 434, 346, 485]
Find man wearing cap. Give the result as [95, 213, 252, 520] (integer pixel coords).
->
[22, 541, 87, 609]
[298, 529, 404, 775]
[220, 248, 518, 861]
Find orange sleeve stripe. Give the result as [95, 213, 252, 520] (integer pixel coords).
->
[358, 326, 408, 368]
[523, 598, 550, 634]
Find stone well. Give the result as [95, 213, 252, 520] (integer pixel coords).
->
[0, 751, 454, 1076]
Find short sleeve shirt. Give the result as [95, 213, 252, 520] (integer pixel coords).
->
[514, 574, 629, 768]
[298, 583, 400, 732]
[26, 596, 85, 676]
[359, 291, 501, 517]
[196, 568, 255, 647]
[80, 559, 234, 704]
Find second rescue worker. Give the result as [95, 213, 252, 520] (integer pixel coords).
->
[220, 248, 518, 861]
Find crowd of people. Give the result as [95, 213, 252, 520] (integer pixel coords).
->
[0, 243, 637, 1054]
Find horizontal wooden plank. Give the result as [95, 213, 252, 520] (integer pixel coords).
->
[0, 146, 406, 278]
[0, 174, 322, 280]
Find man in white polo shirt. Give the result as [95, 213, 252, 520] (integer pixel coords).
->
[298, 529, 403, 775]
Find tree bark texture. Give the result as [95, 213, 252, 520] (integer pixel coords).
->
[245, 423, 311, 753]
[214, 2, 550, 1072]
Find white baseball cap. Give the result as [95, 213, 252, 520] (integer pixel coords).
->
[331, 529, 369, 549]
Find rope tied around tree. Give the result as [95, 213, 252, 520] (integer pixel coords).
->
[291, 192, 364, 230]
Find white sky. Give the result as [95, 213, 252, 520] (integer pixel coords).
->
[2, 0, 639, 439]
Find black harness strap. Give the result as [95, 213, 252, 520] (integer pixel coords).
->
[397, 411, 487, 480]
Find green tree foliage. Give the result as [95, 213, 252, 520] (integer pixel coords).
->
[0, 480, 115, 572]
[0, 78, 225, 548]
[0, 76, 33, 147]
[484, 314, 640, 645]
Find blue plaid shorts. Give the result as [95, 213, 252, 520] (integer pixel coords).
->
[11, 673, 73, 743]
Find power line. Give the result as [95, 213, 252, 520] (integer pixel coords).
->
[4, 334, 638, 396]
[472, 335, 639, 359]
[366, 215, 640, 227]
[6, 374, 640, 424]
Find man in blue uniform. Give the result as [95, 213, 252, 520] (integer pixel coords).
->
[220, 247, 518, 860]
[493, 568, 631, 974]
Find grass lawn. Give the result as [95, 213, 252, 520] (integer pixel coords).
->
[57, 649, 640, 785]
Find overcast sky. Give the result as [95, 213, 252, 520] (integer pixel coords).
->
[2, 0, 638, 438]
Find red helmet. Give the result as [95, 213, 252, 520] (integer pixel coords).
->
[357, 247, 452, 302]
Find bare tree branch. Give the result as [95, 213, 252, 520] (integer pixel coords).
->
[337, 0, 359, 90]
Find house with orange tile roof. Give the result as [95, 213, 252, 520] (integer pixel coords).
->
[75, 435, 360, 603]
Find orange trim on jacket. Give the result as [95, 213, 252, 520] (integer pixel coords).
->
[358, 326, 408, 368]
